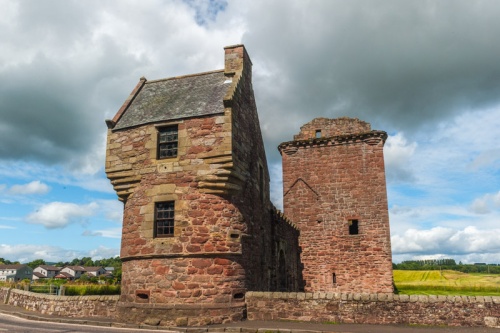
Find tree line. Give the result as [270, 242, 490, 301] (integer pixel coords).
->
[393, 259, 500, 274]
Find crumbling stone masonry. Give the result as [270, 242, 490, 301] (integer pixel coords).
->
[105, 45, 301, 326]
[279, 117, 393, 293]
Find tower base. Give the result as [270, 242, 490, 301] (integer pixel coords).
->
[115, 301, 246, 326]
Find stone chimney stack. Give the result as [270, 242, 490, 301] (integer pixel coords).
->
[224, 44, 252, 75]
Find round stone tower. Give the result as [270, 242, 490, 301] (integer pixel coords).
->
[278, 117, 393, 293]
[105, 45, 277, 326]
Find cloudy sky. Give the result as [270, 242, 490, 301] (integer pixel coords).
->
[1, 0, 499, 264]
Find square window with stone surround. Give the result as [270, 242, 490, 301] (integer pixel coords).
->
[155, 201, 175, 237]
[157, 125, 178, 159]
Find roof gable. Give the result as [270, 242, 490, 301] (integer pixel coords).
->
[113, 70, 229, 130]
[0, 264, 28, 270]
[85, 266, 104, 272]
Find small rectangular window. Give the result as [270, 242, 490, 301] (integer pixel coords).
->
[348, 219, 359, 235]
[158, 126, 178, 159]
[332, 272, 337, 284]
[155, 201, 175, 237]
[315, 130, 321, 138]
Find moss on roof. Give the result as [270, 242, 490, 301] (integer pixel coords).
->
[114, 70, 229, 130]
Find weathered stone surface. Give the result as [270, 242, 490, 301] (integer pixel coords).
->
[2, 288, 498, 328]
[1, 288, 118, 318]
[106, 44, 301, 326]
[246, 292, 500, 327]
[279, 117, 393, 294]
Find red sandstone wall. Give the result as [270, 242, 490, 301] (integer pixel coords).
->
[246, 291, 500, 328]
[293, 117, 371, 140]
[107, 114, 249, 307]
[106, 45, 301, 326]
[269, 209, 303, 291]
[2, 288, 118, 318]
[280, 118, 393, 293]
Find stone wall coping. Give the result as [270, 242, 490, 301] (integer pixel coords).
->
[8, 288, 120, 301]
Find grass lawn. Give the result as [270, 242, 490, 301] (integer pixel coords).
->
[393, 270, 500, 296]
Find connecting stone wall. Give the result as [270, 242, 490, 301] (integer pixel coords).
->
[2, 288, 500, 327]
[246, 291, 500, 328]
[1, 288, 118, 318]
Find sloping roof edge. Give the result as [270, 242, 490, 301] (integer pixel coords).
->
[106, 77, 148, 129]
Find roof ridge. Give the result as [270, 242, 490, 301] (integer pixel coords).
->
[146, 69, 224, 84]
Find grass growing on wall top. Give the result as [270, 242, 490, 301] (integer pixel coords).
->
[64, 284, 120, 296]
[394, 270, 500, 296]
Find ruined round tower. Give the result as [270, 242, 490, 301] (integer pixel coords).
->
[279, 117, 393, 293]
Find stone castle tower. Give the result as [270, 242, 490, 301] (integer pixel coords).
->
[106, 45, 394, 326]
[279, 117, 393, 293]
[105, 45, 301, 326]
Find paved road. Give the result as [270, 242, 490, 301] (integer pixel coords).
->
[0, 308, 498, 333]
[0, 312, 174, 333]
[218, 320, 500, 333]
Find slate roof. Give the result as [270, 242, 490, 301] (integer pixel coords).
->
[63, 266, 86, 272]
[55, 272, 73, 279]
[113, 70, 230, 130]
[85, 266, 104, 272]
[38, 265, 61, 271]
[0, 264, 28, 270]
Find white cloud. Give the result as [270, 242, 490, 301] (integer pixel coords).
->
[470, 191, 500, 214]
[93, 199, 123, 223]
[0, 243, 119, 263]
[1, 0, 500, 268]
[0, 225, 15, 230]
[269, 162, 284, 210]
[27, 201, 98, 229]
[82, 227, 121, 239]
[88, 245, 120, 261]
[384, 133, 417, 183]
[8, 180, 50, 195]
[0, 244, 83, 264]
[392, 226, 500, 260]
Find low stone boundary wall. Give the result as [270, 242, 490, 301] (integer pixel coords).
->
[246, 291, 500, 328]
[1, 287, 119, 318]
[2, 287, 500, 327]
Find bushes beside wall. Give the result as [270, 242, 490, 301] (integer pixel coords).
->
[246, 291, 500, 328]
[64, 284, 120, 296]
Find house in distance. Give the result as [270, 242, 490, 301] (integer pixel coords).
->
[105, 44, 392, 326]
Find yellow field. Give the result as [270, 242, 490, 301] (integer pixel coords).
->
[393, 270, 500, 296]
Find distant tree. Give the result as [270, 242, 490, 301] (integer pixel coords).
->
[69, 258, 78, 266]
[83, 257, 94, 266]
[27, 259, 46, 269]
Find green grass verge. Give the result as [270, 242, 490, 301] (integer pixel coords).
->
[394, 270, 500, 296]
[64, 284, 120, 296]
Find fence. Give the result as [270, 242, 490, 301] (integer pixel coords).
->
[28, 284, 64, 295]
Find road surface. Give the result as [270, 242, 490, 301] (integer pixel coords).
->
[0, 312, 498, 333]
